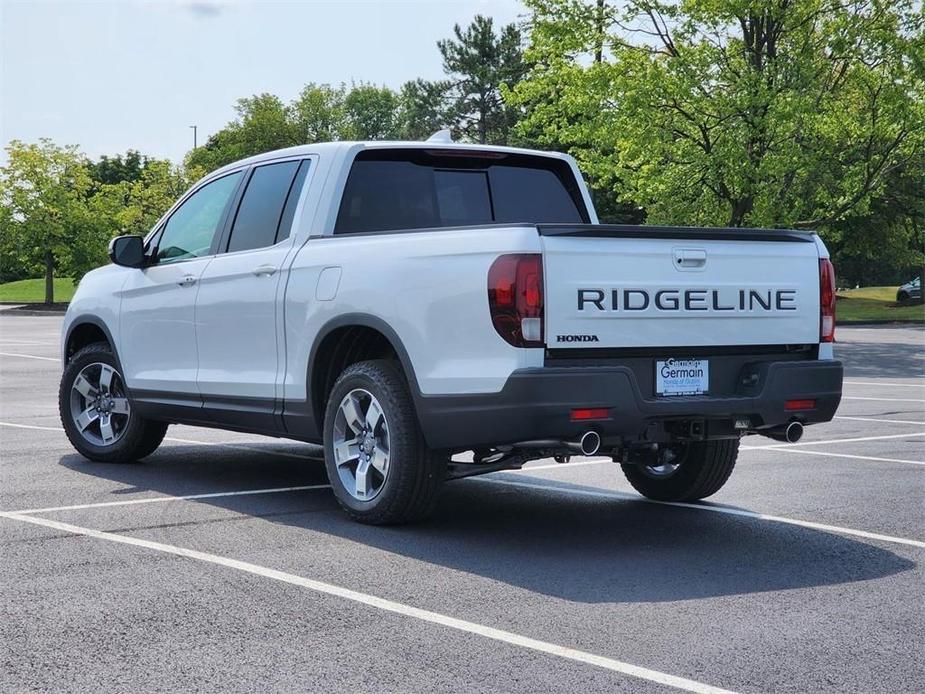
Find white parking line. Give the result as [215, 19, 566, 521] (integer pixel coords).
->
[742, 431, 925, 449]
[0, 511, 736, 694]
[6, 485, 331, 515]
[482, 479, 925, 549]
[843, 396, 925, 403]
[835, 415, 925, 426]
[745, 447, 925, 466]
[0, 421, 317, 461]
[0, 352, 58, 362]
[844, 381, 923, 388]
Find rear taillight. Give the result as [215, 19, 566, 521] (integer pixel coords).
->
[819, 258, 836, 343]
[488, 253, 544, 347]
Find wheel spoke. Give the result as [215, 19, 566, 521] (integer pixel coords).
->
[98, 365, 115, 394]
[365, 399, 383, 432]
[370, 446, 388, 474]
[99, 413, 115, 444]
[73, 375, 97, 399]
[110, 398, 130, 415]
[354, 457, 371, 499]
[334, 439, 360, 466]
[74, 407, 98, 432]
[341, 394, 365, 434]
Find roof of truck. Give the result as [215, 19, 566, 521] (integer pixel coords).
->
[209, 139, 572, 178]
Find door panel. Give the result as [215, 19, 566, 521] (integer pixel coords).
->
[194, 159, 308, 429]
[119, 170, 244, 398]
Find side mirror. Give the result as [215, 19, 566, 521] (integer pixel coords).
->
[108, 235, 146, 268]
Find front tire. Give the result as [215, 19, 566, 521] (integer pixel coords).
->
[59, 342, 167, 463]
[622, 439, 739, 502]
[897, 291, 910, 305]
[323, 359, 445, 525]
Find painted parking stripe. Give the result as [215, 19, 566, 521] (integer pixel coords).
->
[0, 421, 317, 461]
[0, 352, 58, 362]
[843, 396, 925, 403]
[0, 512, 737, 694]
[742, 431, 925, 449]
[7, 485, 331, 516]
[482, 478, 925, 549]
[844, 381, 923, 388]
[744, 447, 925, 466]
[835, 415, 925, 426]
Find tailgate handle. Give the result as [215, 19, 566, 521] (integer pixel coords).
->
[673, 248, 707, 269]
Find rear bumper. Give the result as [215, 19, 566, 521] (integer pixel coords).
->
[417, 359, 843, 450]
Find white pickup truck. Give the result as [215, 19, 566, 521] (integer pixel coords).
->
[60, 137, 843, 524]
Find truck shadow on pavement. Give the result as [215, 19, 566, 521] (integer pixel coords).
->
[57, 443, 915, 605]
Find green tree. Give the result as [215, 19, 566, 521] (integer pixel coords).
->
[0, 139, 96, 303]
[514, 0, 925, 240]
[439, 15, 527, 144]
[340, 84, 400, 140]
[86, 150, 148, 186]
[291, 83, 346, 142]
[186, 93, 298, 171]
[396, 79, 451, 140]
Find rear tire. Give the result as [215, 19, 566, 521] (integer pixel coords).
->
[622, 439, 739, 502]
[323, 359, 445, 525]
[59, 342, 168, 463]
[897, 291, 910, 305]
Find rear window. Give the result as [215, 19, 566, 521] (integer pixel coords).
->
[334, 149, 588, 234]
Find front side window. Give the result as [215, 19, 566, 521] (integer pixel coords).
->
[157, 172, 242, 263]
[226, 160, 302, 253]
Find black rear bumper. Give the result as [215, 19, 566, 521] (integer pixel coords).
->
[417, 359, 843, 450]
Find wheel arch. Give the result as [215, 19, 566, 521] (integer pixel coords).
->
[64, 315, 119, 365]
[307, 313, 423, 436]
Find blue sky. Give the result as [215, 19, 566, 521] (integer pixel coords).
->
[1, 0, 523, 163]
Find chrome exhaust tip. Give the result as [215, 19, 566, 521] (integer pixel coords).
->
[579, 430, 601, 456]
[784, 421, 804, 443]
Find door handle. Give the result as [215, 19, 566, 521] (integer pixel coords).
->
[252, 265, 278, 277]
[178, 274, 197, 287]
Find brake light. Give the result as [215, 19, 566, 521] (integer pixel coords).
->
[785, 399, 816, 411]
[571, 407, 610, 421]
[488, 253, 544, 347]
[819, 258, 836, 343]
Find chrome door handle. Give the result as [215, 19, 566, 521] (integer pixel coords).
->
[178, 275, 197, 287]
[252, 265, 278, 277]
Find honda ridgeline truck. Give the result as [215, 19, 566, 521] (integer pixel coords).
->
[59, 135, 843, 524]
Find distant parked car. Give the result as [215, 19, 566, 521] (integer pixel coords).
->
[896, 277, 921, 304]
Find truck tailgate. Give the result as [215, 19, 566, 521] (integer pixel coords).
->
[540, 225, 821, 348]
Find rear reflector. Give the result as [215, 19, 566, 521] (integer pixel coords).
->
[785, 399, 816, 411]
[570, 407, 610, 421]
[819, 258, 836, 343]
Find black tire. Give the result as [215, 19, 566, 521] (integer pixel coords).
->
[621, 439, 739, 502]
[59, 342, 168, 463]
[897, 291, 909, 305]
[323, 359, 445, 525]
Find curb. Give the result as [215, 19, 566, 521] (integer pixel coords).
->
[0, 306, 68, 316]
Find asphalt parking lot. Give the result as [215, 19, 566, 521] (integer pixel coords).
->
[1, 314, 922, 693]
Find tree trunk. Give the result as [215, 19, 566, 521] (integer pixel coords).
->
[44, 250, 54, 305]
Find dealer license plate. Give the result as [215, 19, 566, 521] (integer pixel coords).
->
[655, 358, 709, 396]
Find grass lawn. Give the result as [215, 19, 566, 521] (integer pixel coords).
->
[837, 285, 924, 323]
[0, 278, 76, 303]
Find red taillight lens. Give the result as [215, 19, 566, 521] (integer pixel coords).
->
[820, 258, 836, 343]
[785, 399, 816, 411]
[571, 407, 610, 421]
[488, 253, 544, 347]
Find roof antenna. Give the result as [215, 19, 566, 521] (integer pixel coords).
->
[426, 129, 453, 143]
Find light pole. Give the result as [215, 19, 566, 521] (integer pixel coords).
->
[189, 125, 198, 150]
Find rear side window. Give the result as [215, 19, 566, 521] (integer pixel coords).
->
[226, 160, 302, 253]
[334, 150, 588, 234]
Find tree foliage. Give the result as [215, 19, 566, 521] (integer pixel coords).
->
[513, 0, 925, 277]
[439, 15, 527, 144]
